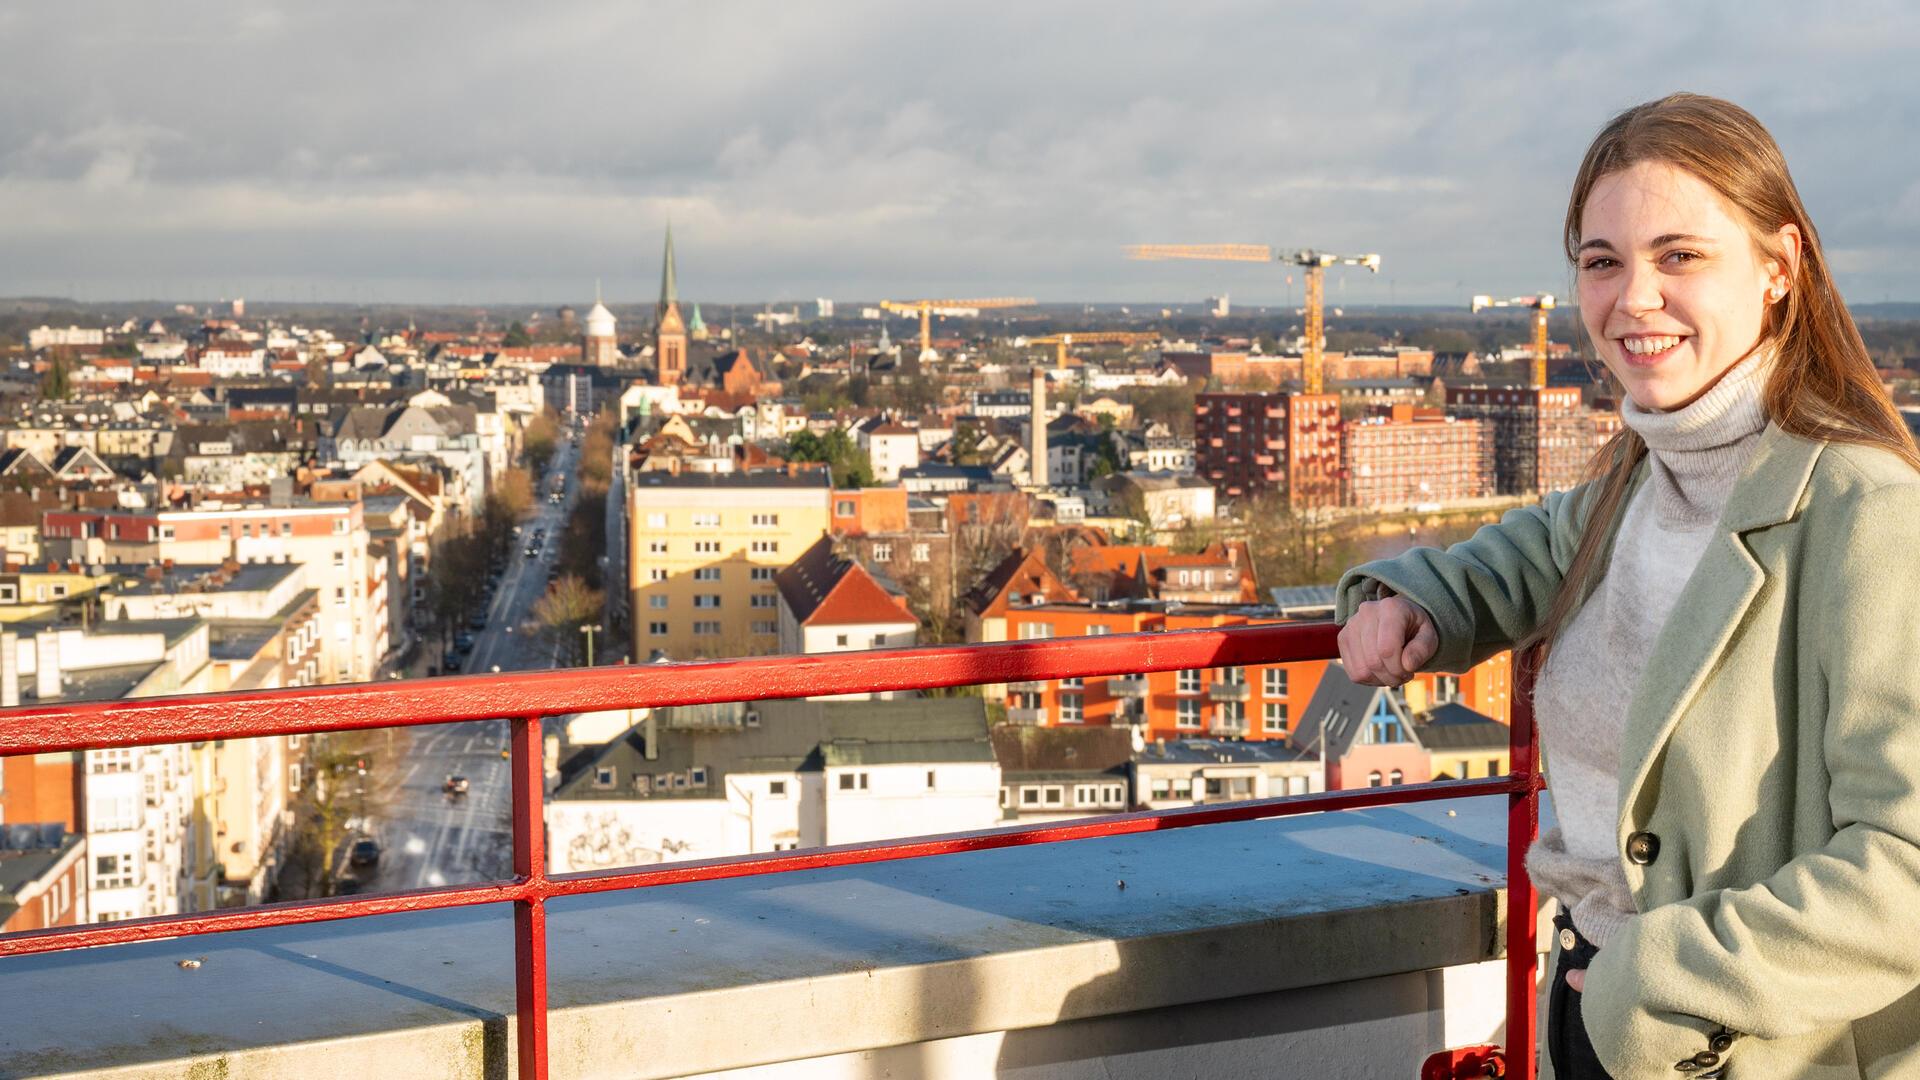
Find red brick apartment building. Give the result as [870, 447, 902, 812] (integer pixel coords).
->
[1342, 406, 1496, 511]
[1444, 385, 1619, 495]
[1195, 391, 1340, 509]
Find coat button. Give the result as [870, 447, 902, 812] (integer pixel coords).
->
[1559, 928, 1577, 951]
[1626, 831, 1661, 865]
[1674, 1062, 1698, 1072]
[1693, 1050, 1721, 1068]
[1709, 1033, 1734, 1053]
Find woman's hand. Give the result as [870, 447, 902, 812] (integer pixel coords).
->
[1338, 595, 1439, 686]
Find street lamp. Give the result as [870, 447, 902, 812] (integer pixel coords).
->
[580, 623, 602, 668]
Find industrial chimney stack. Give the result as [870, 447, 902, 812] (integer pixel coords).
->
[1030, 366, 1049, 488]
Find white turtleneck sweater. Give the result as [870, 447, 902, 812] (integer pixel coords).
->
[1527, 348, 1773, 948]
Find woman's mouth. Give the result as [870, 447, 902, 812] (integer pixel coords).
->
[1618, 335, 1688, 364]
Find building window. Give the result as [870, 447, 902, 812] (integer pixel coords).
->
[769, 780, 788, 797]
[750, 567, 775, 581]
[750, 594, 776, 608]
[838, 772, 870, 791]
[693, 541, 720, 554]
[333, 519, 349, 535]
[1177, 669, 1201, 694]
[1017, 622, 1054, 640]
[647, 513, 667, 528]
[219, 524, 231, 539]
[835, 634, 849, 647]
[1150, 778, 1170, 798]
[690, 768, 707, 786]
[648, 621, 668, 635]
[694, 567, 721, 581]
[872, 542, 893, 562]
[693, 621, 721, 635]
[1263, 667, 1288, 696]
[1363, 696, 1405, 744]
[333, 550, 345, 567]
[691, 512, 720, 528]
[694, 595, 720, 609]
[593, 767, 616, 788]
[752, 620, 777, 635]
[1074, 784, 1100, 806]
[282, 521, 294, 536]
[1217, 700, 1245, 731]
[926, 770, 936, 789]
[1434, 674, 1461, 703]
[836, 499, 856, 516]
[1059, 693, 1083, 722]
[158, 525, 174, 540]
[649, 569, 668, 582]
[1176, 699, 1201, 727]
[648, 541, 668, 554]
[750, 540, 777, 554]
[1263, 701, 1288, 733]
[1368, 771, 1384, 787]
[1219, 665, 1245, 685]
[649, 595, 669, 610]
[334, 587, 347, 608]
[1021, 787, 1041, 806]
[1043, 786, 1063, 805]
[1388, 769, 1404, 786]
[911, 543, 930, 563]
[751, 513, 779, 527]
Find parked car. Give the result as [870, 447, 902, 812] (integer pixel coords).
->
[443, 654, 462, 673]
[467, 613, 487, 631]
[348, 839, 381, 868]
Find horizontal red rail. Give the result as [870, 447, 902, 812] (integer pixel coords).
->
[0, 620, 1537, 1080]
[0, 774, 1528, 958]
[0, 622, 1340, 755]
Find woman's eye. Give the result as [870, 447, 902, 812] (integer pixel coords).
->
[1664, 250, 1701, 264]
[1581, 257, 1616, 272]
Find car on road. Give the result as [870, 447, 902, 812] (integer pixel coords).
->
[454, 632, 476, 651]
[467, 613, 487, 630]
[443, 654, 462, 673]
[444, 774, 470, 796]
[348, 839, 382, 868]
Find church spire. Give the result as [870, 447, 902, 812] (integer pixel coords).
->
[658, 222, 678, 317]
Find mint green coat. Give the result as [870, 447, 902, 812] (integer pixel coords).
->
[1335, 426, 1920, 1079]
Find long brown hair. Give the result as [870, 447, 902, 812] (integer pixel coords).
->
[1522, 92, 1920, 654]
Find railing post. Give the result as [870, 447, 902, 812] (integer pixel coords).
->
[1505, 656, 1541, 1080]
[511, 715, 550, 1080]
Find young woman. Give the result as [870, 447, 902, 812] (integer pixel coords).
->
[1336, 93, 1920, 1079]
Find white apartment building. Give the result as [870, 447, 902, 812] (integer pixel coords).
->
[546, 698, 1001, 872]
[857, 423, 921, 483]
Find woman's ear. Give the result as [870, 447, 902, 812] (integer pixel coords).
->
[1770, 222, 1804, 282]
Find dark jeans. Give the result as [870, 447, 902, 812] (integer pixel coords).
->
[1548, 909, 1614, 1080]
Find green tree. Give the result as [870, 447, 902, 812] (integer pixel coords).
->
[503, 321, 532, 348]
[39, 356, 72, 401]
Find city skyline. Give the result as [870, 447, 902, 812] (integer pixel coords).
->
[4, 4, 1920, 306]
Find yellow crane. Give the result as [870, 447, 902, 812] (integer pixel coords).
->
[1470, 293, 1556, 388]
[1028, 331, 1161, 370]
[1125, 245, 1381, 394]
[879, 297, 1037, 358]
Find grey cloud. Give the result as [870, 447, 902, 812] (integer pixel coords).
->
[2, 0, 1917, 305]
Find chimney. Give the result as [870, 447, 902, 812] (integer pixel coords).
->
[34, 631, 59, 701]
[1030, 367, 1049, 488]
[1, 632, 17, 709]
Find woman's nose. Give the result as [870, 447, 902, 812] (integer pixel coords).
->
[1618, 259, 1664, 316]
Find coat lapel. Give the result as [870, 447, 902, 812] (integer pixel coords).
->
[1616, 425, 1825, 823]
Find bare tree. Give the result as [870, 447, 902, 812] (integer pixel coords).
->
[534, 575, 604, 668]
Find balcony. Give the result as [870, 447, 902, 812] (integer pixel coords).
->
[1007, 706, 1048, 725]
[0, 624, 1542, 1080]
[1005, 679, 1047, 694]
[1106, 674, 1149, 697]
[1207, 680, 1250, 702]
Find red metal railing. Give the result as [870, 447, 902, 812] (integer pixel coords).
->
[0, 622, 1542, 1080]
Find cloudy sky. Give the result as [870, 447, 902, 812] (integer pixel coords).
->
[4, 1, 1918, 307]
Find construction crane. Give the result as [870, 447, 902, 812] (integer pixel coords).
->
[1125, 245, 1381, 394]
[878, 297, 1037, 358]
[1028, 331, 1161, 370]
[1470, 293, 1556, 388]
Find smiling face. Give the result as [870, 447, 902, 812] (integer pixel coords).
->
[1576, 160, 1797, 411]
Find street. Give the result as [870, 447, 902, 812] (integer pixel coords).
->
[343, 433, 584, 894]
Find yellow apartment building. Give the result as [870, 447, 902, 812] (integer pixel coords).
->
[628, 472, 831, 660]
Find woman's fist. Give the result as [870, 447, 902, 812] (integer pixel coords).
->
[1338, 595, 1439, 686]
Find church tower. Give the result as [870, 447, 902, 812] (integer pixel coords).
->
[583, 279, 618, 366]
[655, 225, 687, 386]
